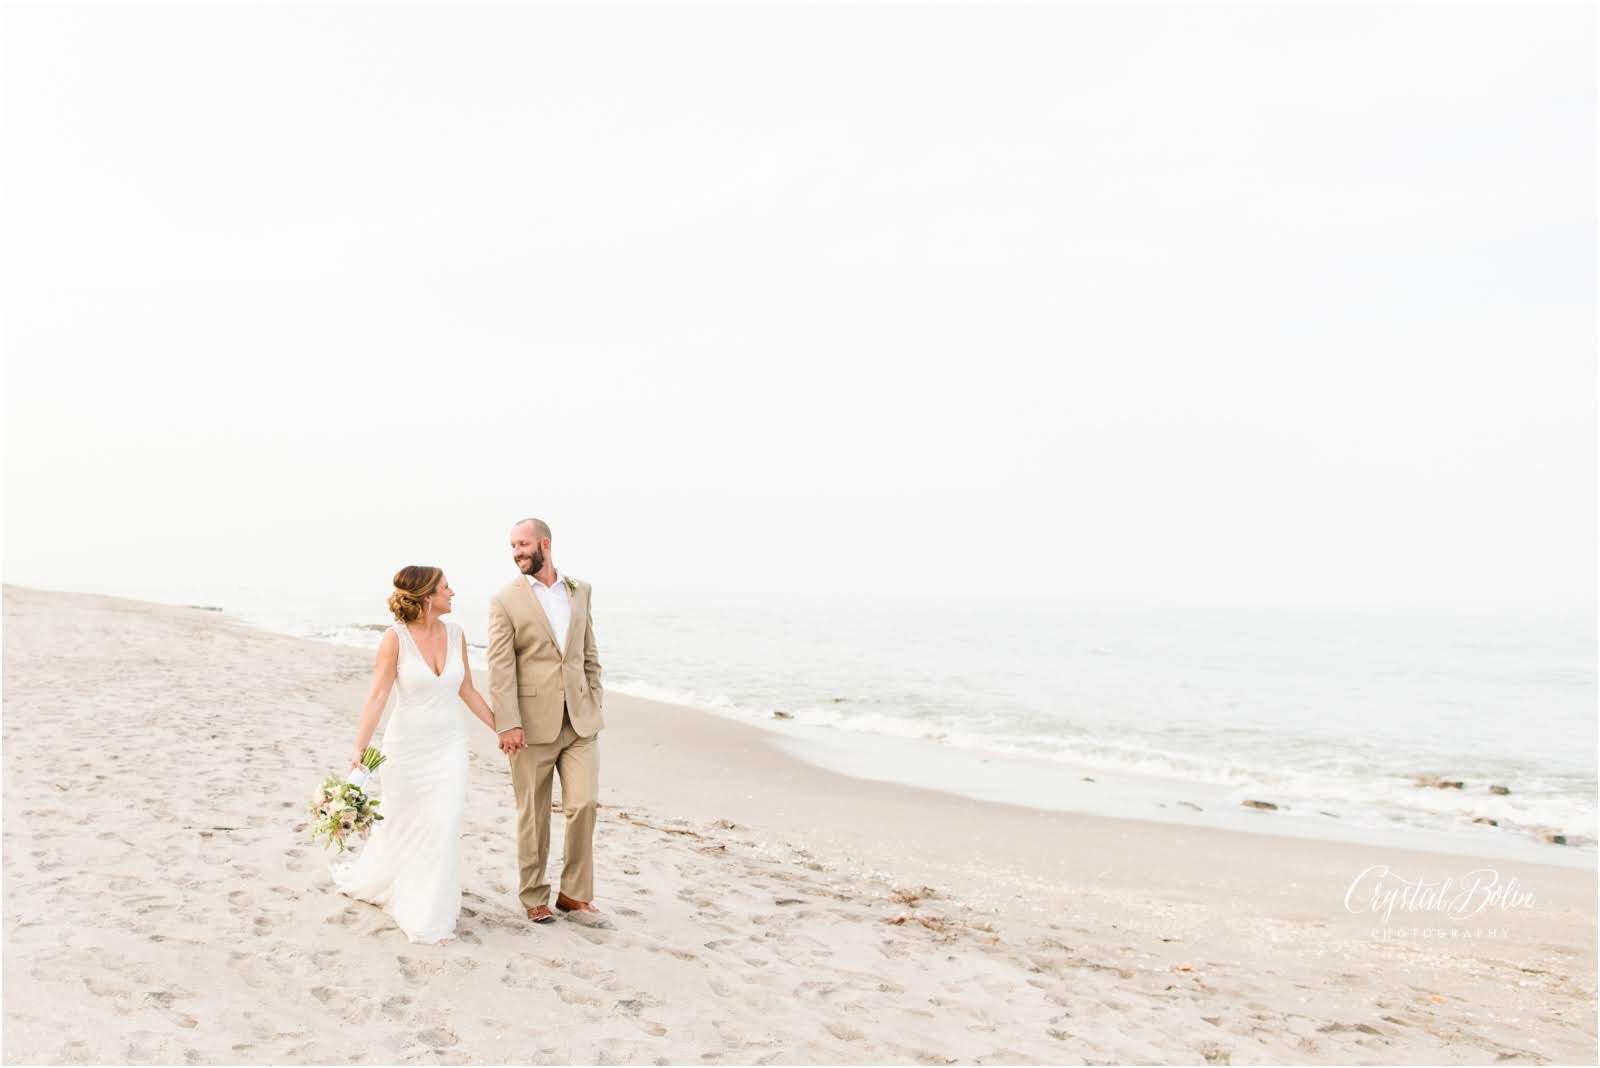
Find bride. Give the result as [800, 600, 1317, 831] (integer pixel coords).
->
[329, 566, 500, 944]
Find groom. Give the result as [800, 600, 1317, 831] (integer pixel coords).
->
[487, 517, 610, 928]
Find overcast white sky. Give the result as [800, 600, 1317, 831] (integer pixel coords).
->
[2, 1, 1593, 608]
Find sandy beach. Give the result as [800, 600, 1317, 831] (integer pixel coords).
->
[3, 585, 1595, 1065]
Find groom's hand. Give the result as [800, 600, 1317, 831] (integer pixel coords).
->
[498, 728, 526, 755]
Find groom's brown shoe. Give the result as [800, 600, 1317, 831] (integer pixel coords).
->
[555, 892, 613, 928]
[526, 904, 556, 924]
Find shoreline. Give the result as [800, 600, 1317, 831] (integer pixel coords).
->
[763, 720, 1598, 872]
[75, 578, 1600, 869]
[5, 585, 1597, 1064]
[8, 579, 1593, 866]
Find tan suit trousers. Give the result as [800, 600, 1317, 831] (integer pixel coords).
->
[509, 703, 599, 908]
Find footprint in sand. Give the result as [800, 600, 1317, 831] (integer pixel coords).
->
[475, 909, 529, 934]
[415, 1027, 459, 1048]
[124, 1030, 173, 1062]
[502, 958, 541, 989]
[554, 984, 605, 1008]
[794, 980, 839, 1001]
[568, 960, 612, 982]
[594, 1037, 644, 1065]
[82, 977, 132, 1003]
[397, 956, 442, 985]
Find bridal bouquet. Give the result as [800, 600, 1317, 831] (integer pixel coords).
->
[309, 747, 387, 852]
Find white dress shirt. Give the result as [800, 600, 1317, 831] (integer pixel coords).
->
[527, 571, 572, 655]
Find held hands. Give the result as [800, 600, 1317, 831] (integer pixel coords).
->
[498, 727, 526, 756]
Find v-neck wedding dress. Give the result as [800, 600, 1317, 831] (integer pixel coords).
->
[329, 620, 468, 944]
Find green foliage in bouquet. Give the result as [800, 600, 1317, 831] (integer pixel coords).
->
[309, 747, 388, 852]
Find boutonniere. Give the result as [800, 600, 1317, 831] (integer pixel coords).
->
[562, 575, 577, 592]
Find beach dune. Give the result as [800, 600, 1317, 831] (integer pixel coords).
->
[3, 586, 1595, 1064]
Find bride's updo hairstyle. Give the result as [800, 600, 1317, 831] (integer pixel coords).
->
[388, 566, 444, 623]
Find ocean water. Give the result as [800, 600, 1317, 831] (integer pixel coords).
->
[592, 590, 1597, 863]
[38, 579, 1595, 863]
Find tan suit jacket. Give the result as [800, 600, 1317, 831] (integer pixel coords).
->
[486, 575, 605, 744]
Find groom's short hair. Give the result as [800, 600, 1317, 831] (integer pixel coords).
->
[515, 517, 551, 543]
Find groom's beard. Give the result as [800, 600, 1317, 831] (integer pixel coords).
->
[518, 549, 544, 574]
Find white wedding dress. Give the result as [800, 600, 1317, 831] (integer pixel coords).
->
[329, 620, 468, 944]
